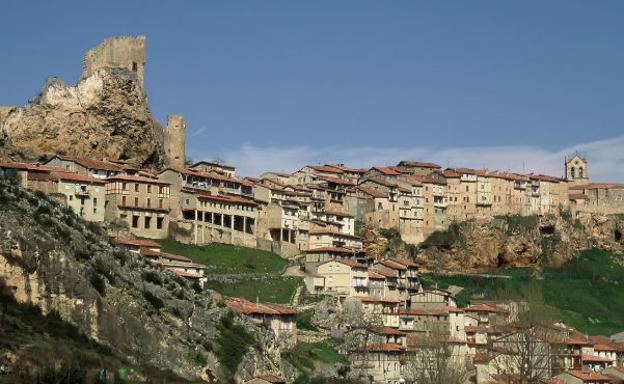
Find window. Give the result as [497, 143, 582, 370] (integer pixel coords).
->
[157, 217, 164, 229]
[132, 215, 139, 228]
[147, 185, 152, 193]
[159, 199, 163, 209]
[570, 167, 576, 178]
[132, 62, 138, 72]
[134, 184, 139, 192]
[122, 183, 128, 191]
[134, 197, 139, 207]
[122, 196, 126, 206]
[144, 216, 151, 229]
[579, 167, 584, 178]
[146, 198, 151, 208]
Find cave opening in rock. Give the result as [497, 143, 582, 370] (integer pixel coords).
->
[616, 229, 622, 242]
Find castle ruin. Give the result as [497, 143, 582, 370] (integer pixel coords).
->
[165, 115, 186, 169]
[81, 35, 147, 88]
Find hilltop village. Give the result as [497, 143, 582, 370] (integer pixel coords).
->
[1, 36, 624, 384]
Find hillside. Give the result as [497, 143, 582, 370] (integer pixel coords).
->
[360, 213, 624, 272]
[156, 239, 302, 304]
[423, 248, 624, 335]
[0, 180, 289, 383]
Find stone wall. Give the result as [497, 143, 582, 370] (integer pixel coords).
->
[165, 115, 186, 169]
[82, 35, 146, 88]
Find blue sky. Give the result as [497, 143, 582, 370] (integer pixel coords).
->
[1, 1, 623, 178]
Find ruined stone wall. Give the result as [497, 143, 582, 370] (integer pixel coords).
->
[165, 115, 186, 169]
[0, 106, 16, 127]
[82, 35, 146, 88]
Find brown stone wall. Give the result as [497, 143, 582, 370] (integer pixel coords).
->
[165, 115, 186, 169]
[82, 35, 146, 88]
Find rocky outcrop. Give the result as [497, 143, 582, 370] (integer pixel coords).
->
[0, 68, 165, 166]
[0, 180, 288, 382]
[361, 213, 624, 272]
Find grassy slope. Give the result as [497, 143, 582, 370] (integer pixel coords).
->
[423, 248, 624, 335]
[156, 239, 288, 274]
[157, 239, 300, 304]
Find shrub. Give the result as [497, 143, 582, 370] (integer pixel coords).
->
[143, 270, 163, 285]
[143, 290, 164, 310]
[421, 222, 464, 249]
[216, 312, 255, 378]
[90, 273, 106, 296]
[496, 214, 539, 234]
[75, 248, 91, 261]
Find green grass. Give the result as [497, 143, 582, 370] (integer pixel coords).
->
[216, 312, 255, 380]
[285, 342, 347, 373]
[423, 248, 624, 335]
[203, 277, 301, 304]
[156, 239, 288, 274]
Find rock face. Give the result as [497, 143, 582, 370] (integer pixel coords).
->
[362, 213, 624, 272]
[0, 68, 165, 166]
[0, 180, 288, 382]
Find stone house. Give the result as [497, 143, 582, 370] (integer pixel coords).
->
[303, 246, 368, 272]
[396, 160, 442, 176]
[350, 342, 406, 384]
[110, 236, 161, 253]
[373, 259, 420, 301]
[306, 259, 369, 296]
[28, 170, 106, 222]
[308, 229, 362, 249]
[356, 296, 401, 328]
[224, 298, 297, 348]
[409, 288, 458, 309]
[45, 155, 124, 179]
[104, 174, 171, 239]
[178, 189, 258, 248]
[188, 160, 236, 177]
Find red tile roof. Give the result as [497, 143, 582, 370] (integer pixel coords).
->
[194, 190, 258, 206]
[400, 307, 463, 316]
[370, 267, 397, 278]
[140, 248, 191, 263]
[55, 155, 123, 171]
[0, 161, 66, 172]
[306, 246, 360, 254]
[333, 259, 368, 269]
[358, 343, 404, 352]
[224, 298, 297, 315]
[168, 268, 203, 279]
[581, 354, 614, 362]
[107, 174, 171, 185]
[464, 303, 509, 313]
[389, 257, 420, 268]
[49, 171, 106, 184]
[370, 166, 401, 176]
[308, 229, 361, 240]
[357, 186, 387, 198]
[368, 271, 386, 279]
[379, 260, 407, 270]
[355, 295, 401, 304]
[322, 209, 354, 218]
[397, 161, 441, 169]
[565, 370, 612, 381]
[308, 165, 344, 174]
[111, 236, 161, 248]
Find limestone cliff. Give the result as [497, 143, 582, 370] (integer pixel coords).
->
[0, 180, 287, 382]
[361, 213, 624, 272]
[0, 67, 165, 166]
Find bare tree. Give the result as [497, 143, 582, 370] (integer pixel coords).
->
[403, 324, 473, 384]
[490, 283, 562, 383]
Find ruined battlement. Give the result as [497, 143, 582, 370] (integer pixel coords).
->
[81, 35, 146, 88]
[165, 115, 186, 169]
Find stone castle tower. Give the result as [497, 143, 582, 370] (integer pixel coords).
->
[81, 35, 146, 88]
[165, 115, 186, 169]
[565, 154, 589, 185]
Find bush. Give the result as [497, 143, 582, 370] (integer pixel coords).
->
[75, 248, 91, 261]
[216, 312, 255, 378]
[90, 273, 106, 296]
[143, 270, 163, 285]
[143, 290, 164, 310]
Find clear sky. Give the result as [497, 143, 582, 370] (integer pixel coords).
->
[1, 1, 623, 178]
